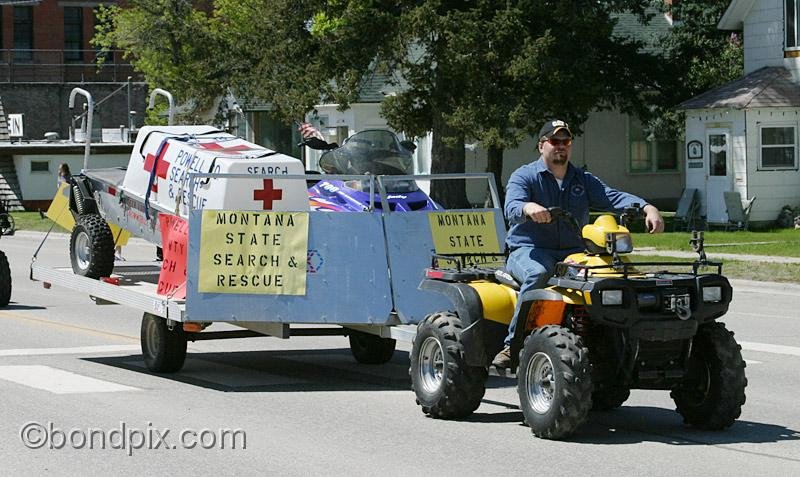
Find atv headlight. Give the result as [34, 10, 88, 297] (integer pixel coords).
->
[702, 286, 722, 303]
[605, 233, 633, 254]
[601, 289, 623, 306]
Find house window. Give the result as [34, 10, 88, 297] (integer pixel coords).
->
[760, 125, 797, 169]
[13, 6, 34, 62]
[30, 161, 50, 173]
[628, 117, 679, 173]
[64, 7, 83, 62]
[788, 0, 800, 49]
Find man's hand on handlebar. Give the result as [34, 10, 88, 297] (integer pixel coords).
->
[523, 202, 551, 223]
[643, 204, 665, 234]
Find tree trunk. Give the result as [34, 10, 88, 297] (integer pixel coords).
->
[430, 114, 469, 209]
[486, 144, 505, 207]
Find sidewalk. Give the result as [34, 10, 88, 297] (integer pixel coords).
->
[633, 248, 800, 264]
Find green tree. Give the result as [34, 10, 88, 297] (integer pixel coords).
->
[651, 0, 743, 138]
[93, 0, 223, 122]
[98, 1, 664, 206]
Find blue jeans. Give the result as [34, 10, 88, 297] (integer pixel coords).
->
[503, 246, 578, 346]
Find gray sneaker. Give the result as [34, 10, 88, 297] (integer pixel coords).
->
[492, 345, 511, 369]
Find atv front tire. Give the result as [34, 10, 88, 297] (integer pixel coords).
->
[348, 329, 396, 364]
[591, 385, 630, 411]
[518, 325, 592, 439]
[410, 311, 487, 419]
[70, 213, 115, 279]
[671, 322, 747, 429]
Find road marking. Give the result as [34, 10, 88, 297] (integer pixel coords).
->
[740, 341, 800, 357]
[0, 345, 140, 357]
[744, 359, 761, 365]
[0, 310, 139, 342]
[0, 365, 139, 394]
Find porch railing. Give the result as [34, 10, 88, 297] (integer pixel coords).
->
[0, 49, 142, 83]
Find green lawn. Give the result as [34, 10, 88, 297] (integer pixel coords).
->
[632, 228, 800, 257]
[10, 211, 68, 233]
[632, 254, 800, 284]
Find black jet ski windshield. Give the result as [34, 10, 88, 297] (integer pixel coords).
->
[318, 130, 415, 176]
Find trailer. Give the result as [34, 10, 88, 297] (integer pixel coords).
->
[31, 170, 505, 372]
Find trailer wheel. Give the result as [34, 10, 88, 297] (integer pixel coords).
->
[141, 313, 187, 373]
[70, 213, 115, 279]
[410, 311, 487, 419]
[518, 325, 592, 439]
[0, 250, 11, 307]
[671, 322, 747, 430]
[348, 330, 396, 364]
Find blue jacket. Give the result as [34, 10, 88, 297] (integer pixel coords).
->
[504, 158, 648, 251]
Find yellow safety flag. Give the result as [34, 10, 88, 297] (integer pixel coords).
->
[45, 182, 131, 246]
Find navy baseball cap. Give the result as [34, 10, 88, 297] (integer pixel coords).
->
[538, 120, 572, 141]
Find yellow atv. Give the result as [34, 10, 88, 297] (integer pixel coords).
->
[411, 206, 747, 440]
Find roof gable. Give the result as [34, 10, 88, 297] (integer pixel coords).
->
[718, 0, 756, 30]
[679, 67, 800, 109]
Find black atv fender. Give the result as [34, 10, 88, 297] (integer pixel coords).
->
[418, 279, 488, 366]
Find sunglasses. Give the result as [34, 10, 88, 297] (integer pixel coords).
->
[545, 137, 573, 147]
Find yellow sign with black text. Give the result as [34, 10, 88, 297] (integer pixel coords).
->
[198, 210, 309, 295]
[428, 211, 501, 254]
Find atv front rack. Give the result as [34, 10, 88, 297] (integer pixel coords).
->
[553, 258, 723, 282]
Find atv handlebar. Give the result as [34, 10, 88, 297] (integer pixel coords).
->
[546, 207, 581, 234]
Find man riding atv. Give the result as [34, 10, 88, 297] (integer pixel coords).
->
[494, 119, 664, 368]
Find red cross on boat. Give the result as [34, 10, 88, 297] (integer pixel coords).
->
[253, 179, 283, 209]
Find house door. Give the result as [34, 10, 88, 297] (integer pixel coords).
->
[705, 129, 732, 223]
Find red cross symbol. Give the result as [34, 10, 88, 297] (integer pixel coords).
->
[253, 179, 283, 209]
[143, 143, 171, 192]
[198, 142, 254, 154]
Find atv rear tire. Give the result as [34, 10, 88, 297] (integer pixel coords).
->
[141, 313, 187, 373]
[0, 250, 11, 307]
[410, 311, 487, 419]
[591, 385, 630, 411]
[70, 213, 115, 279]
[348, 329, 396, 364]
[671, 322, 747, 429]
[518, 325, 592, 439]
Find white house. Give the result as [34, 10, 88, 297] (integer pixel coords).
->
[681, 0, 800, 226]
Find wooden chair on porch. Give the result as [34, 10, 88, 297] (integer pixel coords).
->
[673, 188, 701, 231]
[723, 191, 756, 231]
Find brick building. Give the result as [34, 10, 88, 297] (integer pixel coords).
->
[0, 0, 146, 210]
[0, 0, 146, 140]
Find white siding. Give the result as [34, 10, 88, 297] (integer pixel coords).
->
[683, 109, 748, 217]
[14, 153, 130, 201]
[744, 107, 800, 222]
[743, 0, 785, 73]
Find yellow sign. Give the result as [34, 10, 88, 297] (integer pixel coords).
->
[46, 182, 131, 245]
[198, 210, 309, 295]
[428, 211, 502, 254]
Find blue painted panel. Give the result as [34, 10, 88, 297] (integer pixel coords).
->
[384, 209, 506, 324]
[186, 211, 394, 324]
